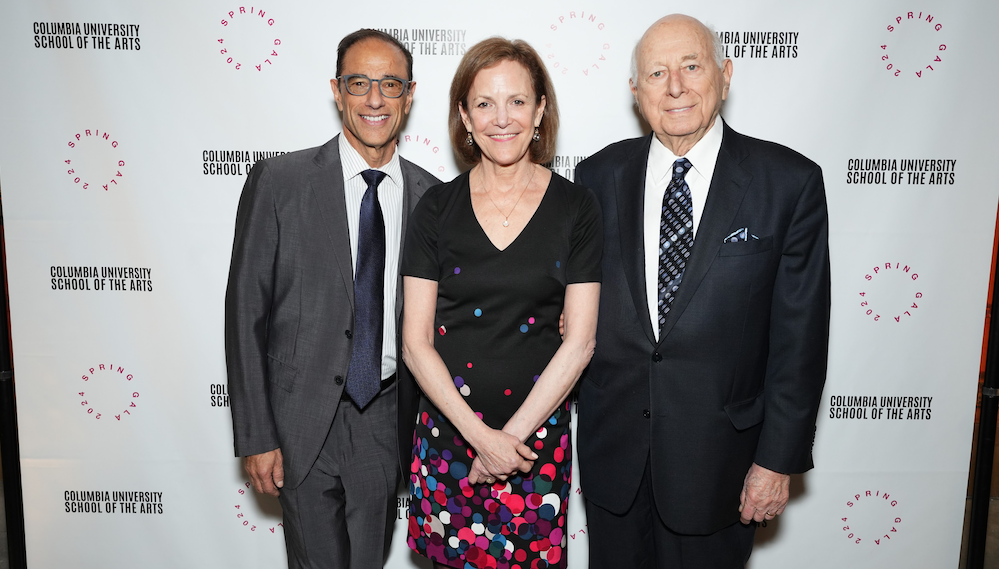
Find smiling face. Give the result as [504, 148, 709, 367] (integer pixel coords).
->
[332, 37, 415, 168]
[630, 15, 732, 156]
[459, 59, 545, 169]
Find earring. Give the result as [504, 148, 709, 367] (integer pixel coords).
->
[532, 127, 540, 142]
[466, 131, 474, 146]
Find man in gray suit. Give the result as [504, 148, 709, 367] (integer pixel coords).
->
[225, 29, 438, 568]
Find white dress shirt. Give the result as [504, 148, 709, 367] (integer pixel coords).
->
[338, 134, 404, 380]
[644, 118, 724, 341]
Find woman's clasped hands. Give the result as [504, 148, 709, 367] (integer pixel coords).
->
[467, 427, 538, 485]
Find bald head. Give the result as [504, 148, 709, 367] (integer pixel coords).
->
[631, 15, 725, 84]
[628, 14, 733, 156]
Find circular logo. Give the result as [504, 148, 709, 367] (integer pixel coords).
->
[65, 130, 124, 191]
[544, 11, 611, 79]
[217, 7, 281, 72]
[841, 489, 902, 545]
[77, 363, 139, 421]
[399, 134, 455, 179]
[234, 481, 284, 535]
[880, 11, 946, 78]
[858, 262, 923, 323]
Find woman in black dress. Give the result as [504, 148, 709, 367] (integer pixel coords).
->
[401, 38, 601, 569]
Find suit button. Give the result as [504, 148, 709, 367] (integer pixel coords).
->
[643, 409, 651, 418]
[652, 352, 662, 362]
[334, 375, 344, 385]
[344, 330, 352, 339]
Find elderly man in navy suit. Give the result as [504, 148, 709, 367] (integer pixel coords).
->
[575, 14, 830, 568]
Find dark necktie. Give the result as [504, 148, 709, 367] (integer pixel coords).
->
[657, 158, 694, 333]
[345, 169, 386, 408]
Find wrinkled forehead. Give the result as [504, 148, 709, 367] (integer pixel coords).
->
[637, 20, 713, 67]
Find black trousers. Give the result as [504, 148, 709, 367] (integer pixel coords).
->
[585, 455, 756, 569]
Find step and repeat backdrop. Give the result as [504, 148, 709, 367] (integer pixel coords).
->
[0, 0, 996, 567]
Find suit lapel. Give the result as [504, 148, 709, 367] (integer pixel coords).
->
[309, 135, 355, 309]
[658, 124, 753, 343]
[398, 158, 431, 269]
[616, 135, 656, 344]
[396, 159, 431, 320]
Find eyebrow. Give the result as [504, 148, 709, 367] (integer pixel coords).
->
[343, 72, 406, 79]
[645, 53, 700, 68]
[471, 92, 530, 101]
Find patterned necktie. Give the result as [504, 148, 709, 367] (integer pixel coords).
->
[657, 158, 694, 333]
[345, 169, 386, 408]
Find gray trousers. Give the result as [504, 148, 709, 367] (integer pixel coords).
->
[278, 382, 399, 569]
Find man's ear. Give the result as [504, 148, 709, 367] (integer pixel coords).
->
[331, 78, 344, 112]
[721, 59, 733, 101]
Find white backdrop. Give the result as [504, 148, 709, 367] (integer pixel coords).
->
[1, 0, 996, 567]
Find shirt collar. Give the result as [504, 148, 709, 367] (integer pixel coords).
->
[648, 117, 724, 184]
[338, 132, 403, 185]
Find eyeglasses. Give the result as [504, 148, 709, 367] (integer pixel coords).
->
[337, 74, 412, 98]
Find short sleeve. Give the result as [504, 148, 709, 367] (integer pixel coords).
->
[402, 184, 443, 281]
[566, 185, 603, 284]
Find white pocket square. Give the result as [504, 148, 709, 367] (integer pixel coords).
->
[723, 228, 759, 243]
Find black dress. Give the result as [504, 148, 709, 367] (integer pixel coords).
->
[401, 170, 601, 569]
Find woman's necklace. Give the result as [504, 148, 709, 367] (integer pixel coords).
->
[481, 165, 536, 227]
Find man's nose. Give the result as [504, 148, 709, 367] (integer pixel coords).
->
[365, 83, 386, 107]
[667, 71, 684, 97]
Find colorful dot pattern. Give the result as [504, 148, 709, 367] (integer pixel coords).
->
[401, 174, 600, 569]
[409, 401, 572, 569]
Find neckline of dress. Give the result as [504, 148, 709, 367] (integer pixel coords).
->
[467, 170, 553, 253]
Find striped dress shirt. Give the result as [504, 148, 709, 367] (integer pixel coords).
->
[338, 134, 405, 381]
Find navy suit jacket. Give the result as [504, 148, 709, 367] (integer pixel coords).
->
[575, 123, 830, 534]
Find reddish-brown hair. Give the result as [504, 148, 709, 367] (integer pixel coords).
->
[448, 38, 559, 165]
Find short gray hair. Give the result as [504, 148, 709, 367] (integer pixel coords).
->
[630, 20, 727, 84]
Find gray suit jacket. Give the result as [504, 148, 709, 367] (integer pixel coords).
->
[225, 135, 438, 489]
